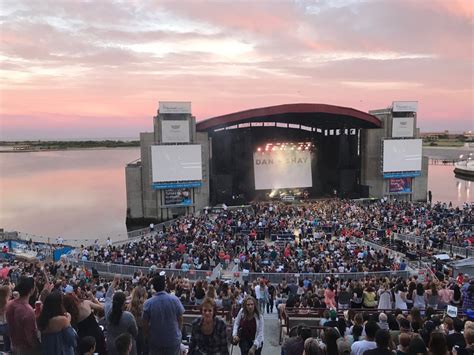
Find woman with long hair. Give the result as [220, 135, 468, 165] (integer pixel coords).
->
[0, 285, 11, 352]
[351, 283, 363, 309]
[452, 284, 462, 307]
[127, 285, 147, 355]
[394, 283, 408, 311]
[189, 297, 229, 355]
[323, 327, 341, 355]
[378, 282, 392, 311]
[232, 295, 264, 355]
[105, 275, 138, 355]
[413, 283, 426, 310]
[426, 282, 439, 310]
[63, 291, 106, 355]
[37, 291, 76, 355]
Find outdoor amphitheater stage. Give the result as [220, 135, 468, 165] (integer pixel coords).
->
[197, 103, 381, 206]
[126, 101, 428, 224]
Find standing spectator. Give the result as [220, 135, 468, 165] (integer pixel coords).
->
[378, 282, 392, 311]
[267, 282, 276, 314]
[37, 291, 76, 355]
[338, 285, 351, 310]
[5, 277, 40, 354]
[363, 329, 393, 355]
[395, 284, 408, 311]
[413, 283, 426, 311]
[189, 297, 229, 355]
[105, 276, 138, 355]
[0, 285, 12, 352]
[363, 285, 377, 309]
[128, 285, 148, 355]
[437, 283, 453, 310]
[63, 292, 106, 355]
[255, 280, 268, 314]
[462, 281, 474, 315]
[116, 333, 133, 355]
[324, 285, 336, 309]
[143, 274, 184, 355]
[232, 295, 264, 355]
[350, 321, 379, 355]
[426, 283, 439, 310]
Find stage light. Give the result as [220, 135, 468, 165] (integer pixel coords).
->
[257, 147, 261, 152]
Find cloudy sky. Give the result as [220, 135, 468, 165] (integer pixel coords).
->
[0, 0, 472, 139]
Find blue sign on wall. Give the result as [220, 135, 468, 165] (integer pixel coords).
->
[152, 181, 202, 189]
[383, 171, 421, 179]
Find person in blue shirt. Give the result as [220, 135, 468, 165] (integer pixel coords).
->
[143, 273, 184, 355]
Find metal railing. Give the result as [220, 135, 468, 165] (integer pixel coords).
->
[393, 233, 474, 258]
[67, 257, 221, 280]
[239, 270, 410, 284]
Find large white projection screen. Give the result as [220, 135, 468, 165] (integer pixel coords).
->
[254, 150, 312, 190]
[151, 145, 202, 182]
[383, 139, 422, 172]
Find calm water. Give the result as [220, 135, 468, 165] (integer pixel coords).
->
[0, 148, 472, 242]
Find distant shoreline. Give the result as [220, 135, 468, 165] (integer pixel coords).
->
[0, 140, 140, 153]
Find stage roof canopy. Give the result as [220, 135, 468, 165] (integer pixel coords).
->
[196, 103, 382, 131]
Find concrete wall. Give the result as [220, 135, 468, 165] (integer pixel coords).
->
[140, 132, 159, 219]
[195, 131, 210, 210]
[125, 163, 143, 218]
[413, 156, 429, 202]
[361, 110, 390, 197]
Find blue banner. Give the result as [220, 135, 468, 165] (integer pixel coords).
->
[383, 171, 421, 178]
[152, 181, 202, 189]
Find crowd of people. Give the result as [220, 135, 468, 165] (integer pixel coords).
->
[0, 255, 473, 354]
[74, 200, 472, 276]
[0, 198, 471, 354]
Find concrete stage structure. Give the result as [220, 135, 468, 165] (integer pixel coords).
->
[126, 101, 427, 224]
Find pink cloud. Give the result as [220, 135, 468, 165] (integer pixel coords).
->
[0, 0, 472, 139]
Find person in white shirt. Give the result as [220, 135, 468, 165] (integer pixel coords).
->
[350, 321, 379, 355]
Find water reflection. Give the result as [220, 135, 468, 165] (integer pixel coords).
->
[0, 149, 140, 241]
[428, 164, 472, 206]
[0, 149, 472, 241]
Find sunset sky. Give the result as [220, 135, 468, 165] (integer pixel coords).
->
[0, 0, 472, 140]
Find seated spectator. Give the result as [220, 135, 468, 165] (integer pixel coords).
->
[397, 332, 411, 355]
[428, 331, 449, 355]
[461, 328, 474, 355]
[378, 313, 389, 330]
[302, 338, 325, 355]
[282, 325, 312, 355]
[363, 329, 394, 355]
[408, 335, 427, 355]
[78, 336, 96, 355]
[351, 321, 379, 355]
[447, 318, 466, 353]
[323, 309, 338, 328]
